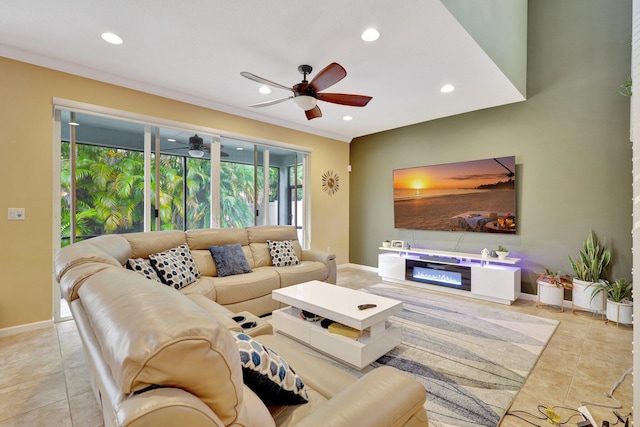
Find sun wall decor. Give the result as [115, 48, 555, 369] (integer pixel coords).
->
[321, 170, 340, 196]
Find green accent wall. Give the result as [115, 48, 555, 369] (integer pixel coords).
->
[349, 0, 632, 294]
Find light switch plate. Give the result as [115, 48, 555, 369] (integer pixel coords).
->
[8, 208, 25, 220]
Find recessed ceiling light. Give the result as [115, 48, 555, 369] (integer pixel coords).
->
[167, 138, 176, 142]
[343, 116, 353, 121]
[441, 84, 455, 93]
[259, 86, 272, 94]
[101, 32, 123, 45]
[361, 28, 380, 42]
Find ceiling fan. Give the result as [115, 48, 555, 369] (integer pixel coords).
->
[240, 62, 372, 120]
[165, 134, 229, 158]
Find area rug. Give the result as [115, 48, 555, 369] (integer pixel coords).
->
[275, 283, 558, 427]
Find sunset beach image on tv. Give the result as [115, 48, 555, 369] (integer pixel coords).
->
[393, 156, 516, 233]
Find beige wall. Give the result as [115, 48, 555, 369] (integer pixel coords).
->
[349, 0, 632, 295]
[0, 57, 349, 329]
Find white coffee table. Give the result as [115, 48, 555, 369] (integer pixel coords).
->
[271, 280, 403, 369]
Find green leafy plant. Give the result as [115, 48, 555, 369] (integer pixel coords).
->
[588, 278, 632, 303]
[568, 230, 611, 282]
[496, 245, 508, 253]
[536, 268, 573, 289]
[617, 76, 632, 97]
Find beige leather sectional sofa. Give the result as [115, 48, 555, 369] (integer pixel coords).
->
[54, 225, 429, 427]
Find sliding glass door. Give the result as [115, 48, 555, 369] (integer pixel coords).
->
[54, 104, 309, 320]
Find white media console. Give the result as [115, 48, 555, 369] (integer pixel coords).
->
[378, 247, 521, 305]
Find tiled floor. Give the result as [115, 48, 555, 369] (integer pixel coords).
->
[0, 267, 633, 427]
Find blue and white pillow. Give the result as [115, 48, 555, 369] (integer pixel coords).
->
[267, 240, 300, 267]
[126, 258, 162, 283]
[232, 332, 308, 406]
[148, 244, 200, 289]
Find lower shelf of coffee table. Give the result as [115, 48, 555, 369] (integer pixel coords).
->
[271, 306, 402, 370]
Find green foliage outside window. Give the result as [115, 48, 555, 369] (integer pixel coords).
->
[61, 142, 280, 245]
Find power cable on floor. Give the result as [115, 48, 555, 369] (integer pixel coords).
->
[505, 405, 583, 426]
[580, 367, 632, 410]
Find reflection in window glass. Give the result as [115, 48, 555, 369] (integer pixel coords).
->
[186, 157, 211, 229]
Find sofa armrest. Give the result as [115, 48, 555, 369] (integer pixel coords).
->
[117, 387, 226, 427]
[301, 249, 335, 265]
[301, 249, 337, 284]
[295, 366, 428, 427]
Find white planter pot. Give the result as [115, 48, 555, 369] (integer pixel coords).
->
[495, 251, 509, 260]
[572, 278, 604, 314]
[606, 300, 633, 325]
[537, 280, 565, 308]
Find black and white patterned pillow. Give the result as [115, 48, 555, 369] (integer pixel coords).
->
[267, 240, 300, 267]
[233, 332, 308, 406]
[148, 244, 200, 289]
[126, 258, 161, 282]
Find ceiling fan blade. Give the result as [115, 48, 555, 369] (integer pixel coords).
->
[248, 97, 293, 108]
[240, 71, 292, 92]
[316, 93, 372, 107]
[309, 63, 346, 92]
[305, 106, 322, 120]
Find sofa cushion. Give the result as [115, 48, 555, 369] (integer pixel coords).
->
[209, 244, 253, 277]
[212, 268, 280, 305]
[123, 230, 186, 259]
[267, 240, 300, 267]
[233, 332, 309, 406]
[126, 258, 162, 282]
[186, 227, 250, 249]
[274, 261, 329, 287]
[149, 244, 200, 289]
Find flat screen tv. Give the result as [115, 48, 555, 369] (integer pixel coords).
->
[393, 156, 516, 233]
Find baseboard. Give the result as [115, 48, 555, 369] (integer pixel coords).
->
[0, 319, 54, 338]
[337, 262, 378, 272]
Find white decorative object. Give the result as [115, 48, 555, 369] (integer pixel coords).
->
[606, 300, 633, 325]
[572, 279, 604, 314]
[537, 280, 565, 311]
[382, 241, 391, 248]
[391, 240, 405, 249]
[480, 248, 489, 266]
[495, 250, 509, 260]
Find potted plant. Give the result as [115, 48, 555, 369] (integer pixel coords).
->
[382, 240, 391, 248]
[588, 279, 633, 325]
[494, 245, 509, 260]
[568, 230, 611, 314]
[536, 269, 572, 310]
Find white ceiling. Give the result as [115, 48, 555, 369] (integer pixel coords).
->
[0, 0, 527, 142]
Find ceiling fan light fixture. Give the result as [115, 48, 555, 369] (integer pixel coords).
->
[259, 86, 272, 94]
[293, 95, 317, 111]
[188, 134, 205, 157]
